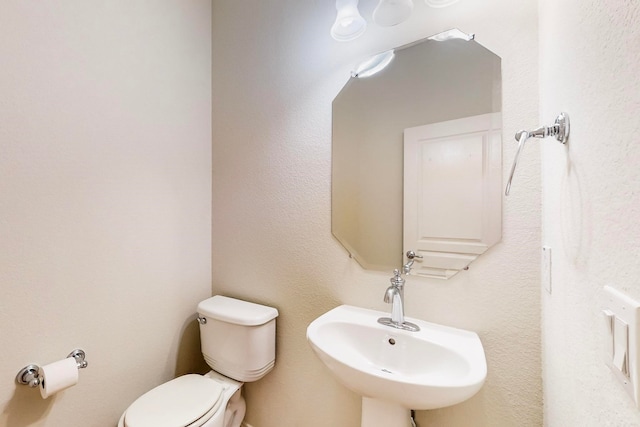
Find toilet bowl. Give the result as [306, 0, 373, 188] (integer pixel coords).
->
[117, 371, 244, 427]
[118, 296, 278, 427]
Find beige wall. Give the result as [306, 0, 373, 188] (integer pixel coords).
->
[0, 1, 212, 426]
[540, 1, 640, 425]
[212, 0, 541, 426]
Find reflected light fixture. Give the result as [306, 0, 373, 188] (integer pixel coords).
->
[351, 50, 395, 78]
[427, 28, 475, 41]
[373, 0, 414, 27]
[331, 0, 367, 42]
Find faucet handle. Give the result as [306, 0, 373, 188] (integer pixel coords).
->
[390, 269, 405, 287]
[403, 251, 423, 274]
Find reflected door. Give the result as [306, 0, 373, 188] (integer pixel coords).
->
[403, 113, 502, 278]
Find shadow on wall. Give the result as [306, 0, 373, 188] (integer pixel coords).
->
[174, 315, 210, 377]
[0, 385, 54, 426]
[560, 155, 588, 267]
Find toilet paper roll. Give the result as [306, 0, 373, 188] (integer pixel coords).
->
[39, 357, 79, 399]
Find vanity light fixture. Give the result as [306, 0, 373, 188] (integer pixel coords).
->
[372, 0, 414, 27]
[427, 28, 475, 41]
[351, 49, 395, 78]
[331, 0, 367, 42]
[331, 0, 461, 42]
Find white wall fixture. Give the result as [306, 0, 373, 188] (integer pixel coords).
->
[307, 305, 486, 426]
[331, 0, 367, 41]
[603, 286, 640, 406]
[373, 0, 414, 27]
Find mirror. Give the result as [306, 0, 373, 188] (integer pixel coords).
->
[332, 30, 502, 279]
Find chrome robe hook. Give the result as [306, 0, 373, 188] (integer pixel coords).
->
[505, 112, 570, 196]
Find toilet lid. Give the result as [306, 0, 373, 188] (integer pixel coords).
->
[124, 374, 224, 427]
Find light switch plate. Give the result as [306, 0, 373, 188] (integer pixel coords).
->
[603, 285, 640, 406]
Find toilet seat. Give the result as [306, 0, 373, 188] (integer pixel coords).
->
[123, 374, 224, 427]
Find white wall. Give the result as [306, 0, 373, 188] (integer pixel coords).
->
[212, 0, 541, 425]
[540, 1, 640, 425]
[0, 1, 212, 425]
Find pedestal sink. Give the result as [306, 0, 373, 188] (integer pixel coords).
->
[306, 305, 487, 427]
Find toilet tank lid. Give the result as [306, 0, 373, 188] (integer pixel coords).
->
[198, 296, 279, 326]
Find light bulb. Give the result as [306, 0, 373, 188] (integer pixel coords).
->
[331, 0, 367, 42]
[373, 0, 414, 27]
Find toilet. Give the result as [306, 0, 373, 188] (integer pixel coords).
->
[118, 296, 278, 427]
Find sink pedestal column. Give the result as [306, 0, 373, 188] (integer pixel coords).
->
[361, 397, 410, 427]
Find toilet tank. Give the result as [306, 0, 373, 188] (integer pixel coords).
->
[197, 296, 278, 382]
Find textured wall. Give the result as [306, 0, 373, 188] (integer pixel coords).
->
[212, 0, 541, 426]
[540, 1, 640, 425]
[0, 1, 212, 425]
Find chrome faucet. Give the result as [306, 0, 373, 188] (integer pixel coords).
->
[378, 269, 420, 332]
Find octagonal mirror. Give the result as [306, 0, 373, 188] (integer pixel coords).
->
[332, 30, 502, 279]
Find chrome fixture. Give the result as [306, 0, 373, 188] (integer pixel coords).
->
[197, 315, 207, 325]
[402, 250, 423, 274]
[505, 112, 570, 196]
[68, 349, 89, 369]
[16, 349, 88, 388]
[378, 270, 420, 332]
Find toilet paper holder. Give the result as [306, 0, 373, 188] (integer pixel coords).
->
[16, 349, 88, 388]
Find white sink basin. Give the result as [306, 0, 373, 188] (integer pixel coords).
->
[306, 305, 486, 411]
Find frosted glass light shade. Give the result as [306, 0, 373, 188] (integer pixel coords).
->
[373, 0, 414, 27]
[351, 50, 395, 78]
[427, 28, 474, 42]
[331, 0, 367, 42]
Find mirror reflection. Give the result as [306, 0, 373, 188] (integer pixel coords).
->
[332, 31, 502, 278]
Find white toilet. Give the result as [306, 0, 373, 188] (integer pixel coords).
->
[118, 296, 278, 427]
